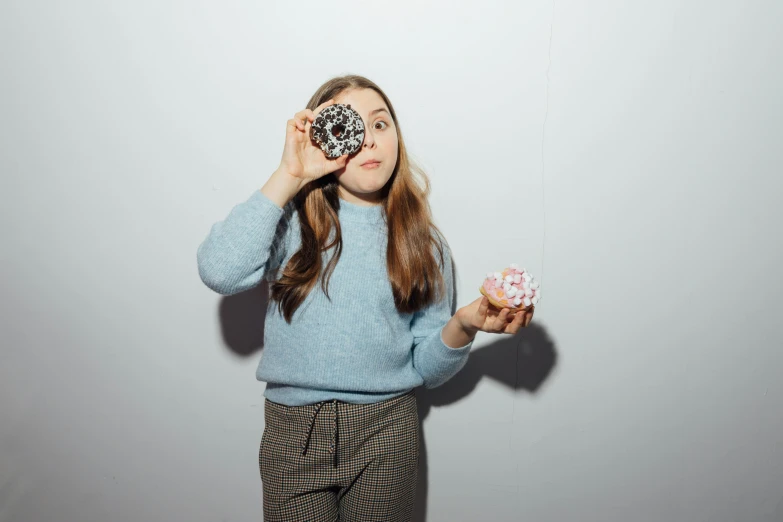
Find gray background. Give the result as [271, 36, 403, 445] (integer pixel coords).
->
[1, 1, 781, 521]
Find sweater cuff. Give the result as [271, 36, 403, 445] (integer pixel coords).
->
[439, 327, 474, 353]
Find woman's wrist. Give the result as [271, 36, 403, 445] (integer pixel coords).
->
[260, 169, 303, 208]
[441, 313, 478, 349]
[454, 307, 478, 333]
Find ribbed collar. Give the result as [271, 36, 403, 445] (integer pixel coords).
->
[337, 197, 386, 225]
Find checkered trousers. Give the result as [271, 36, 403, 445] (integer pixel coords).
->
[258, 389, 420, 521]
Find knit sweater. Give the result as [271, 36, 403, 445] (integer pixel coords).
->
[196, 189, 473, 406]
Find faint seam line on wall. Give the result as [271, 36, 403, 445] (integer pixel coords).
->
[540, 0, 554, 287]
[512, 0, 555, 503]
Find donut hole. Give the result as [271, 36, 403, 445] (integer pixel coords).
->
[331, 124, 346, 138]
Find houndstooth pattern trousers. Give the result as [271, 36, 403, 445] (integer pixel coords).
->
[259, 389, 420, 521]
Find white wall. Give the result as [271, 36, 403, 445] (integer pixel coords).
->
[2, 1, 781, 521]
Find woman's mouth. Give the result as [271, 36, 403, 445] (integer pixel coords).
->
[361, 161, 381, 169]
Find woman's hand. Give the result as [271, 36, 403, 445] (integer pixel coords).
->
[457, 296, 534, 336]
[278, 98, 350, 185]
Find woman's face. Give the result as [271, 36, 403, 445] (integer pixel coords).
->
[331, 88, 399, 206]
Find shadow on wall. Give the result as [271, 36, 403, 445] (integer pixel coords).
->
[216, 280, 558, 522]
[411, 324, 557, 522]
[217, 282, 269, 356]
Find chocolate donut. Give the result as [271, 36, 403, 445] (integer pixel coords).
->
[309, 103, 365, 158]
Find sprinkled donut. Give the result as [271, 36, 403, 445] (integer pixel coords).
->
[309, 103, 365, 158]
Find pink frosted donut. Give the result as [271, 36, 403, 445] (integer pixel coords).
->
[479, 264, 540, 312]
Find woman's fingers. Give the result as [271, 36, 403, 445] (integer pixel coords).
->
[295, 102, 329, 131]
[513, 309, 527, 332]
[286, 118, 305, 139]
[502, 307, 529, 334]
[306, 98, 336, 130]
[471, 297, 534, 335]
[314, 98, 335, 115]
[323, 154, 347, 170]
[291, 98, 335, 137]
[478, 296, 489, 318]
[293, 109, 312, 131]
[494, 308, 510, 331]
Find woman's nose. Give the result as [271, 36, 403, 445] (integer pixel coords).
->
[363, 128, 375, 148]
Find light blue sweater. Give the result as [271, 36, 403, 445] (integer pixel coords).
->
[197, 190, 473, 406]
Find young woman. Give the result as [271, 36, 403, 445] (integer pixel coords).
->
[197, 74, 534, 521]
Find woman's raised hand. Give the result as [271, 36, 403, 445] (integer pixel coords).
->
[278, 98, 349, 185]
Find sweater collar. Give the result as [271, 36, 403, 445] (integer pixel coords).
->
[337, 197, 385, 225]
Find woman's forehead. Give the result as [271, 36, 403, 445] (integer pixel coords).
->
[335, 89, 388, 116]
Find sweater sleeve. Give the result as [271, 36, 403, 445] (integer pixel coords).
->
[410, 236, 473, 389]
[197, 190, 291, 295]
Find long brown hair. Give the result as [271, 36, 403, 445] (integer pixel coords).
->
[271, 75, 447, 323]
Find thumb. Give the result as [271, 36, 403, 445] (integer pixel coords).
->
[326, 154, 347, 171]
[477, 296, 489, 316]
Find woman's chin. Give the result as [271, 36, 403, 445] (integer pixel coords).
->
[343, 177, 391, 194]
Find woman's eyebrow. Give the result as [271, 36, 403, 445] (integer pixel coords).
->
[370, 108, 389, 116]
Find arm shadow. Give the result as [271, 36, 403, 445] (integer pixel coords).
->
[217, 282, 269, 357]
[412, 323, 558, 522]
